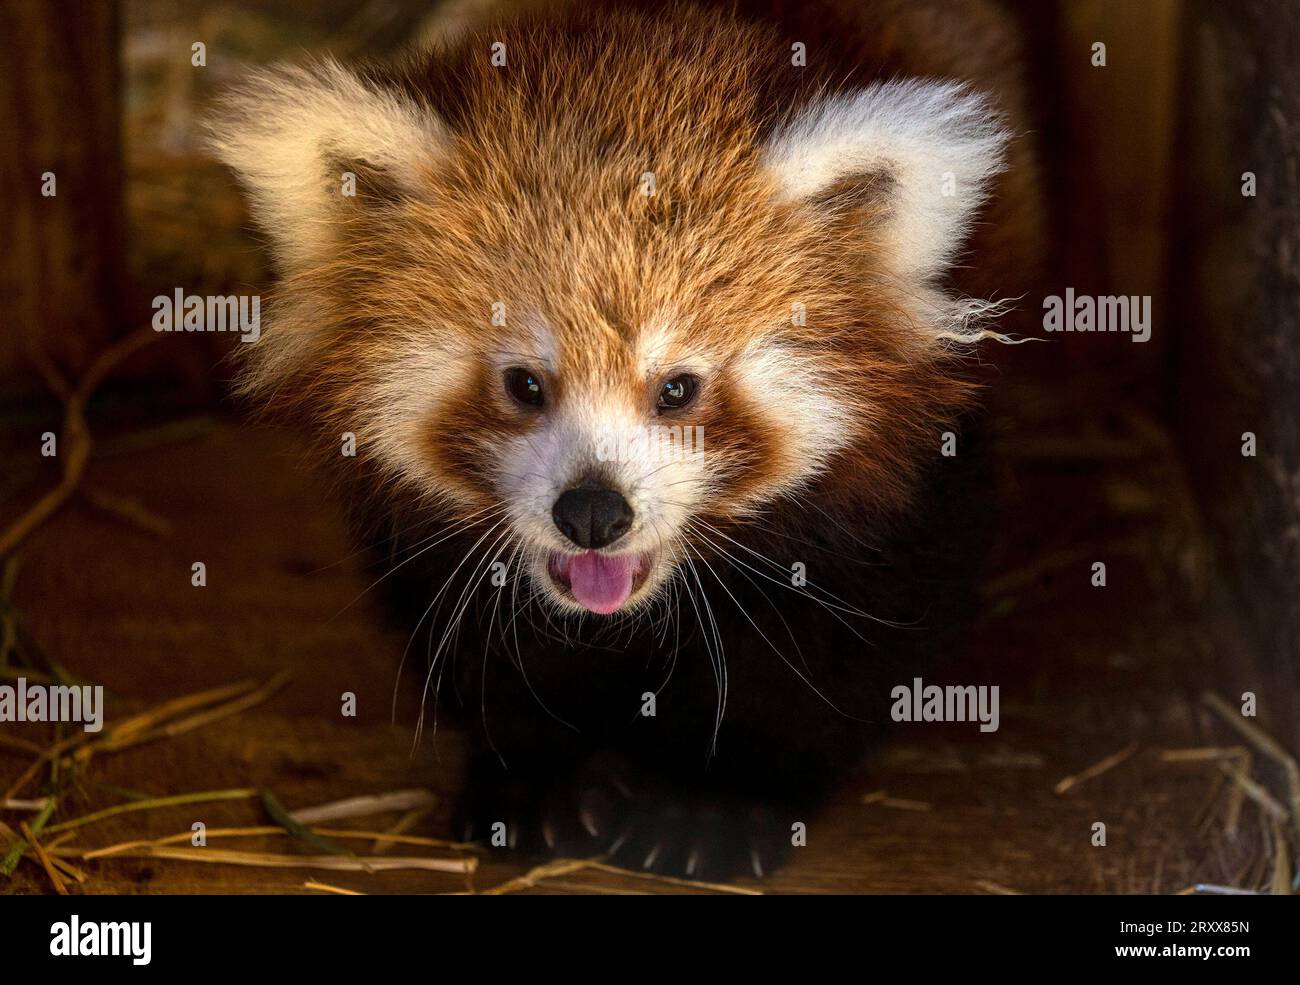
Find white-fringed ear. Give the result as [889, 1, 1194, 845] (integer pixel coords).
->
[761, 80, 1009, 282]
[206, 60, 448, 271]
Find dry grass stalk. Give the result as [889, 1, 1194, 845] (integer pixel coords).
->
[1201, 691, 1300, 845]
[50, 855, 88, 884]
[97, 846, 475, 874]
[584, 862, 763, 895]
[149, 671, 291, 740]
[974, 879, 1023, 895]
[20, 820, 66, 895]
[879, 797, 932, 812]
[542, 880, 649, 895]
[77, 825, 285, 860]
[1054, 741, 1139, 795]
[1159, 746, 1247, 763]
[319, 827, 475, 853]
[74, 672, 289, 765]
[304, 880, 365, 895]
[82, 488, 174, 536]
[288, 789, 436, 825]
[44, 788, 258, 836]
[0, 329, 156, 558]
[42, 830, 78, 853]
[860, 791, 932, 811]
[1195, 768, 1228, 836]
[125, 680, 259, 737]
[478, 856, 763, 896]
[372, 806, 433, 855]
[5, 677, 264, 800]
[2, 730, 87, 800]
[1270, 822, 1292, 896]
[81, 678, 258, 752]
[1217, 763, 1289, 824]
[76, 824, 475, 860]
[1, 798, 52, 811]
[1222, 753, 1251, 838]
[2, 674, 293, 883]
[0, 734, 45, 756]
[480, 857, 605, 895]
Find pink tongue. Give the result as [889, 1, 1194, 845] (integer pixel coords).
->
[566, 553, 638, 614]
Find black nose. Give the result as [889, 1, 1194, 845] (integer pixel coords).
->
[552, 486, 634, 549]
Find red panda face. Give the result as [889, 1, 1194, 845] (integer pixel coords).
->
[208, 9, 1009, 616]
[335, 175, 866, 615]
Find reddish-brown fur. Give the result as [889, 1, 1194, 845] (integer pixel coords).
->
[211, 0, 1046, 880]
[232, 1, 1039, 540]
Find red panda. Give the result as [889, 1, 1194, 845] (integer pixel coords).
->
[209, 0, 1041, 879]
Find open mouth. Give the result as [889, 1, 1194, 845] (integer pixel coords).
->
[548, 551, 652, 614]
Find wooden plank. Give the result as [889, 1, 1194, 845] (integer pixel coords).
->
[0, 0, 127, 390]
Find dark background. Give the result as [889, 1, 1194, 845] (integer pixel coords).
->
[0, 0, 1296, 894]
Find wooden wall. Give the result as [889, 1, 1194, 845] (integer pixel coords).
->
[1171, 0, 1300, 751]
[0, 0, 127, 392]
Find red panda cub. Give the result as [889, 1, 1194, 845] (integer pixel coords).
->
[211, 0, 1040, 879]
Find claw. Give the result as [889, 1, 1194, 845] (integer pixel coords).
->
[685, 849, 700, 878]
[608, 826, 633, 855]
[578, 787, 615, 838]
[642, 842, 664, 870]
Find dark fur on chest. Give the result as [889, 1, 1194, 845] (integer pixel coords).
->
[370, 413, 990, 810]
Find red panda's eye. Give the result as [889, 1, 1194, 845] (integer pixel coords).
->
[504, 368, 544, 408]
[657, 374, 698, 412]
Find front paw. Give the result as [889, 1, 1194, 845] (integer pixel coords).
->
[554, 752, 791, 882]
[604, 792, 787, 882]
[456, 751, 793, 882]
[452, 750, 623, 856]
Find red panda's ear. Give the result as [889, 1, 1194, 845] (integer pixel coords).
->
[761, 80, 1009, 284]
[206, 59, 448, 273]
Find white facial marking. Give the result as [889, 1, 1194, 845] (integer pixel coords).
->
[365, 335, 469, 497]
[730, 339, 854, 500]
[490, 320, 715, 612]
